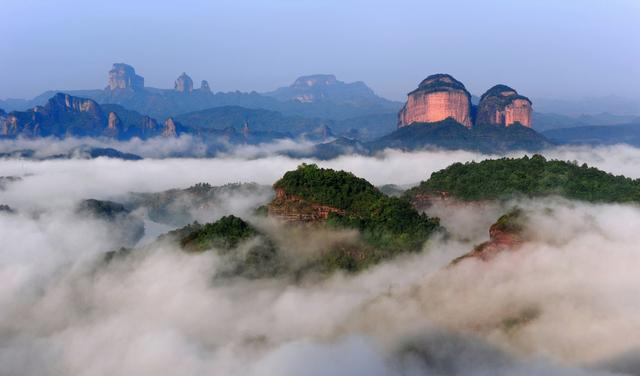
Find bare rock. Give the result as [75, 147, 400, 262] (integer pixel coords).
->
[107, 63, 144, 91]
[398, 74, 472, 128]
[200, 80, 211, 92]
[174, 72, 194, 93]
[162, 117, 179, 137]
[106, 112, 120, 137]
[477, 85, 533, 127]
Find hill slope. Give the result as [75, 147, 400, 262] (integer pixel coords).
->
[406, 155, 640, 203]
[368, 119, 553, 153]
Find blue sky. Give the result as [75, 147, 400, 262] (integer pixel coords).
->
[1, 0, 639, 101]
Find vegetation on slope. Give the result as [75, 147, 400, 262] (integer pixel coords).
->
[407, 154, 640, 203]
[167, 215, 280, 278]
[273, 164, 440, 268]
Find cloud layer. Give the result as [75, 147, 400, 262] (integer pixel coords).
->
[2, 146, 640, 375]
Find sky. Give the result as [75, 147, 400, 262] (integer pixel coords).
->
[1, 0, 639, 101]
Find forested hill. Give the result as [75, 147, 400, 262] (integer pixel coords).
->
[406, 155, 640, 203]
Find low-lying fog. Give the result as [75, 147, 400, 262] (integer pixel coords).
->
[2, 144, 640, 376]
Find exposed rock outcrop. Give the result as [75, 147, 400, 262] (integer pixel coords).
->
[452, 209, 526, 264]
[477, 85, 532, 127]
[0, 93, 175, 139]
[200, 80, 211, 92]
[265, 74, 395, 108]
[174, 73, 194, 93]
[47, 93, 103, 117]
[267, 187, 345, 223]
[162, 117, 179, 137]
[106, 112, 120, 137]
[398, 74, 472, 128]
[107, 63, 144, 91]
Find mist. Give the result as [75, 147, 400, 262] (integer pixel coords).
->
[2, 147, 640, 375]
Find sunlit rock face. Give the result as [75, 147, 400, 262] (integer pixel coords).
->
[174, 72, 194, 93]
[106, 112, 120, 137]
[47, 93, 102, 117]
[162, 117, 179, 137]
[107, 63, 144, 91]
[267, 187, 345, 222]
[476, 85, 532, 127]
[398, 74, 472, 128]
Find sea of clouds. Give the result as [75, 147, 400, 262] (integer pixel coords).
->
[2, 144, 640, 375]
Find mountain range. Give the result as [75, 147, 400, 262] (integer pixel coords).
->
[1, 63, 639, 156]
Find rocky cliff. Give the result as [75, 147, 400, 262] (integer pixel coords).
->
[1, 93, 104, 137]
[175, 73, 194, 93]
[398, 76, 535, 129]
[0, 93, 178, 139]
[477, 85, 532, 127]
[398, 74, 473, 128]
[107, 63, 144, 91]
[200, 80, 211, 93]
[265, 74, 399, 110]
[267, 187, 346, 222]
[452, 209, 526, 264]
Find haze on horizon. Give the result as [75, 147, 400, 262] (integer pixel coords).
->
[1, 0, 639, 102]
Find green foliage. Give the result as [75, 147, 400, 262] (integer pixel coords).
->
[274, 164, 440, 260]
[274, 163, 381, 212]
[407, 154, 640, 203]
[493, 208, 524, 233]
[167, 215, 281, 278]
[77, 199, 129, 220]
[179, 215, 258, 252]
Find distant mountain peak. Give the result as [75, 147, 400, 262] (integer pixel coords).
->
[174, 72, 194, 93]
[107, 63, 144, 91]
[292, 74, 339, 88]
[266, 74, 394, 107]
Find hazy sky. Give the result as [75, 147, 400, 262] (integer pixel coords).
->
[2, 0, 639, 101]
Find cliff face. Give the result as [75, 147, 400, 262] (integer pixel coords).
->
[107, 63, 144, 91]
[267, 187, 345, 223]
[398, 74, 472, 128]
[106, 112, 120, 137]
[452, 210, 525, 264]
[265, 74, 396, 109]
[477, 85, 532, 127]
[200, 80, 211, 93]
[175, 73, 194, 93]
[0, 93, 179, 139]
[45, 93, 103, 118]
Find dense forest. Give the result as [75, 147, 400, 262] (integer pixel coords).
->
[407, 155, 640, 202]
[274, 164, 440, 256]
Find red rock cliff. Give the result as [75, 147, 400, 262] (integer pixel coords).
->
[398, 74, 472, 128]
[452, 210, 526, 265]
[476, 85, 532, 128]
[267, 187, 345, 223]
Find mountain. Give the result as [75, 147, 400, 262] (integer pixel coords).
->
[0, 93, 177, 139]
[267, 163, 441, 270]
[368, 119, 552, 153]
[1, 64, 401, 121]
[533, 112, 640, 131]
[0, 146, 142, 160]
[533, 95, 640, 117]
[174, 106, 334, 142]
[265, 74, 400, 108]
[398, 74, 473, 128]
[163, 215, 280, 278]
[405, 154, 640, 204]
[123, 182, 272, 227]
[542, 122, 640, 146]
[476, 85, 532, 128]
